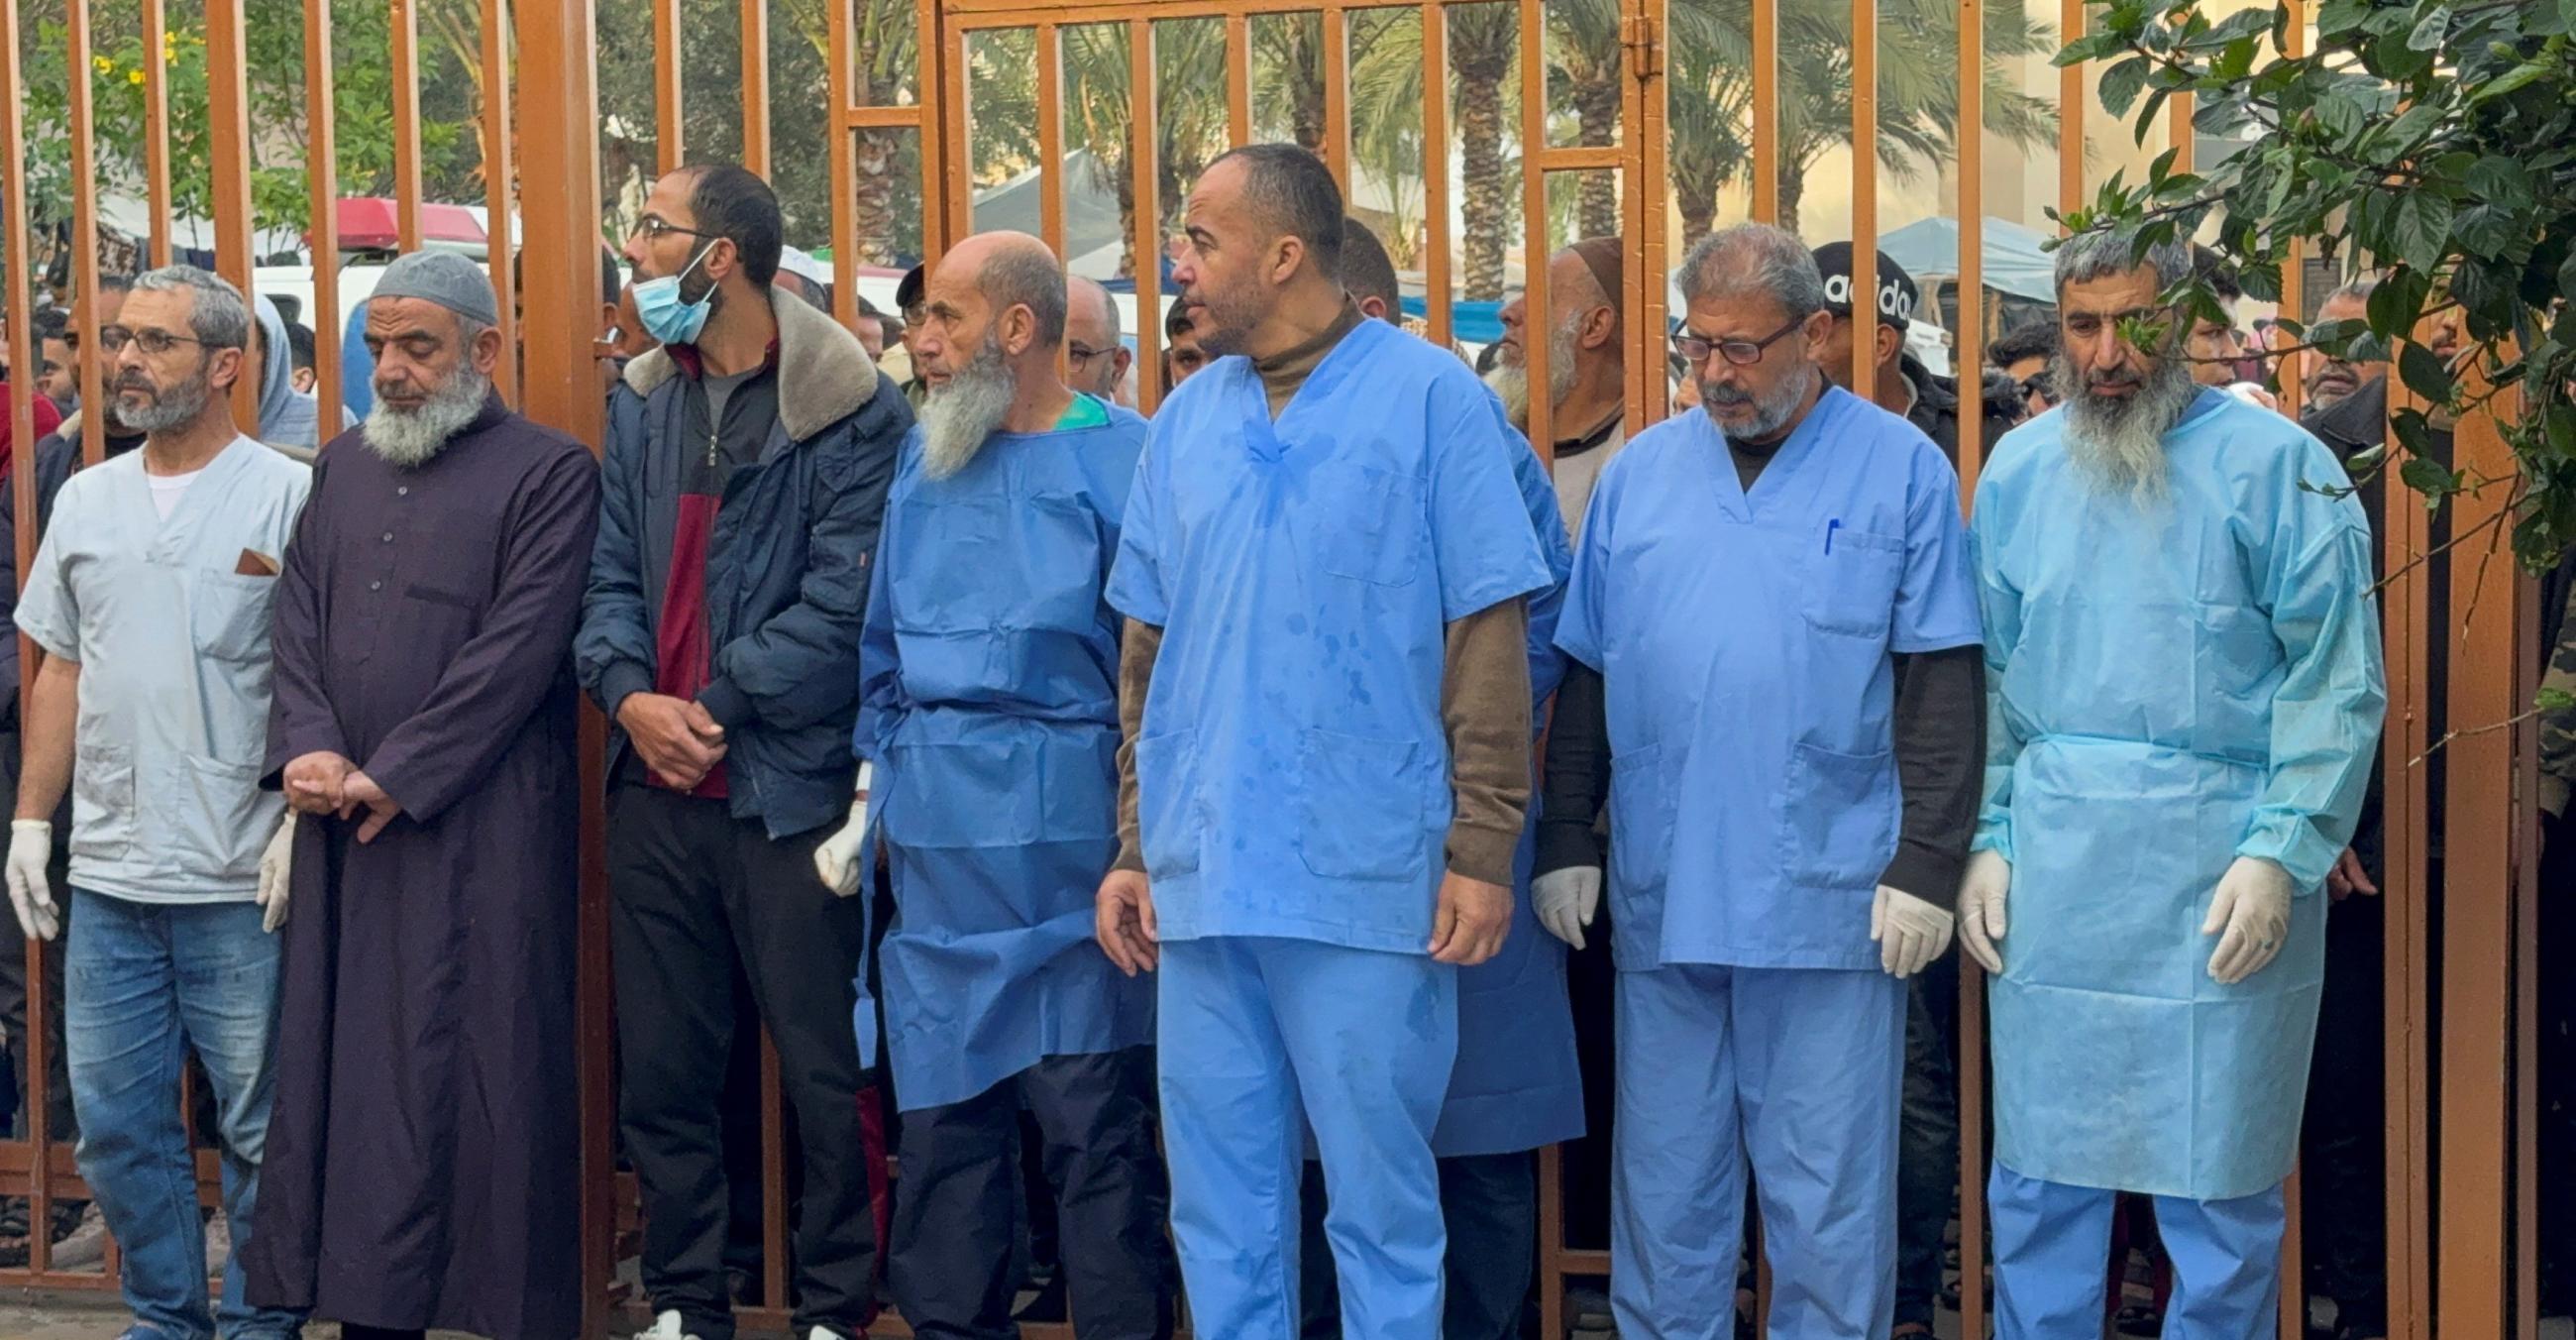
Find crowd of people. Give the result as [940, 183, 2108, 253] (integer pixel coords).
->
[0, 139, 2554, 1340]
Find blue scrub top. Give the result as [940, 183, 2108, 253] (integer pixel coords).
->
[1109, 316, 1556, 953]
[1555, 386, 1982, 971]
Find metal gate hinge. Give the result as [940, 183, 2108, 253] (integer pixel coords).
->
[1623, 13, 1664, 81]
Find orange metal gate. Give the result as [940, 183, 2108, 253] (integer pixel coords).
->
[0, 0, 2546, 1336]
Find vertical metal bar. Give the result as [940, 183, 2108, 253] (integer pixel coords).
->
[2057, 0, 2082, 222]
[141, 0, 172, 268]
[829, 0, 857, 329]
[1750, 0, 1777, 225]
[920, 0, 947, 266]
[1518, 0, 1552, 460]
[306, 0, 344, 433]
[1954, 0, 1984, 494]
[2381, 373, 2433, 1340]
[1629, 0, 1667, 432]
[1226, 13, 1251, 147]
[205, 0, 258, 428]
[0, 0, 49, 1273]
[2517, 564, 2543, 1340]
[2436, 376, 2523, 1340]
[1960, 963, 1989, 1340]
[1128, 17, 1162, 415]
[1038, 23, 1067, 260]
[655, 0, 686, 173]
[743, 0, 772, 178]
[1421, 1, 1451, 352]
[483, 0, 520, 405]
[943, 26, 973, 258]
[393, 0, 426, 251]
[1321, 4, 1349, 191]
[2169, 90, 2194, 173]
[508, 0, 608, 1325]
[1849, 0, 1876, 403]
[64, 0, 105, 467]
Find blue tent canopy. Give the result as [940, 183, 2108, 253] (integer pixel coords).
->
[1876, 215, 2058, 304]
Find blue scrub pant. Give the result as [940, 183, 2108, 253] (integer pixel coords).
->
[1611, 965, 1904, 1340]
[1158, 936, 1457, 1340]
[1988, 1165, 2284, 1340]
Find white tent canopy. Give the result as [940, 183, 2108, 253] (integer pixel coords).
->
[1877, 215, 2057, 305]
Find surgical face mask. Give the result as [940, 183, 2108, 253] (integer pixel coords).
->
[631, 241, 718, 346]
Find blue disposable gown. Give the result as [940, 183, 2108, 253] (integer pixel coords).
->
[855, 402, 1156, 1112]
[1437, 416, 1584, 1158]
[1107, 315, 1556, 952]
[1556, 388, 1984, 971]
[1970, 389, 2386, 1200]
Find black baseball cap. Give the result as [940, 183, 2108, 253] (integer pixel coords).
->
[1813, 242, 1919, 332]
[895, 264, 925, 311]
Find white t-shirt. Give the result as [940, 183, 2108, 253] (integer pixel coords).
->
[146, 466, 204, 520]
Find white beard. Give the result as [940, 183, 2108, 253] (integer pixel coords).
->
[363, 367, 490, 468]
[920, 336, 1014, 481]
[2057, 350, 2196, 504]
[1482, 312, 1578, 433]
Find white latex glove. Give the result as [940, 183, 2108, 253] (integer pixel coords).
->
[5, 820, 56, 942]
[812, 761, 875, 897]
[1956, 849, 2011, 973]
[2201, 855, 2294, 985]
[257, 814, 295, 934]
[1533, 865, 1602, 949]
[1872, 884, 1954, 978]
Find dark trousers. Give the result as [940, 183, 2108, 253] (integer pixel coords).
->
[608, 783, 884, 1340]
[0, 827, 76, 1150]
[888, 1048, 1173, 1340]
[1298, 1150, 1539, 1340]
[1894, 951, 1961, 1328]
[2301, 899, 2388, 1335]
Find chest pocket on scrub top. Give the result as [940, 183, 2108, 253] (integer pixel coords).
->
[1312, 462, 1422, 587]
[1803, 525, 1903, 638]
[190, 570, 278, 663]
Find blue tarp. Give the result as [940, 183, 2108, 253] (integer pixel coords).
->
[1877, 215, 2058, 304]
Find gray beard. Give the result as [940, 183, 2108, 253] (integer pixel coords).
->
[1700, 364, 1814, 444]
[2057, 350, 2196, 503]
[1482, 316, 1578, 432]
[920, 337, 1014, 481]
[115, 371, 211, 434]
[363, 367, 490, 468]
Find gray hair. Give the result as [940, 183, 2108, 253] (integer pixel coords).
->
[1675, 224, 1828, 321]
[2053, 231, 2193, 295]
[132, 265, 252, 351]
[1070, 275, 1120, 344]
[983, 243, 1069, 347]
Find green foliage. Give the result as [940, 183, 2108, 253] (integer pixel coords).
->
[2064, 0, 2576, 570]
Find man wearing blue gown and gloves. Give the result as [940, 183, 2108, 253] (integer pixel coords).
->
[1959, 232, 2385, 1338]
[813, 230, 1173, 1339]
[1538, 223, 1986, 1340]
[1094, 144, 1555, 1339]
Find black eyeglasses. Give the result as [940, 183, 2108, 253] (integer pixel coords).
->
[1067, 342, 1116, 366]
[635, 215, 719, 242]
[1671, 316, 1805, 369]
[97, 326, 206, 356]
[2018, 371, 2059, 404]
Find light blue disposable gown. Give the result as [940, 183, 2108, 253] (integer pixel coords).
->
[1109, 314, 1554, 1339]
[1969, 388, 2385, 1201]
[1556, 386, 1982, 1340]
[853, 403, 1156, 1112]
[1437, 423, 1583, 1158]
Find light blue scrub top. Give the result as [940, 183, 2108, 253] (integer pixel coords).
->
[1970, 390, 2385, 1199]
[1108, 316, 1556, 953]
[15, 437, 311, 903]
[854, 401, 1155, 1109]
[1555, 385, 1981, 971]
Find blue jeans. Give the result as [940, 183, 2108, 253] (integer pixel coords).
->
[65, 888, 304, 1340]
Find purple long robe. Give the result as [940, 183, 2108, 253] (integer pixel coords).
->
[241, 394, 600, 1339]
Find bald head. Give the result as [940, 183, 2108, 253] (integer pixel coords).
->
[917, 231, 1069, 394]
[1064, 274, 1128, 400]
[1341, 218, 1402, 321]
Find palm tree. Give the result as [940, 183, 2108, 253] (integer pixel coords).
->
[1448, 4, 1519, 300]
[1544, 0, 1624, 240]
